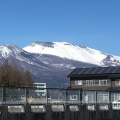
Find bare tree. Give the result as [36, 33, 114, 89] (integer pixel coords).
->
[0, 60, 34, 87]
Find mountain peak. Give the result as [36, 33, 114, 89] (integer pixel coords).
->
[5, 44, 17, 47]
[23, 41, 107, 65]
[54, 42, 72, 45]
[29, 41, 72, 47]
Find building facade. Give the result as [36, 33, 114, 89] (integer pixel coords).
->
[67, 66, 120, 105]
[68, 66, 120, 91]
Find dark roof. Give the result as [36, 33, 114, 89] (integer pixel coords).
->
[68, 66, 120, 78]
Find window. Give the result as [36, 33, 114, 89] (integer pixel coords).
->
[115, 79, 120, 86]
[86, 80, 89, 86]
[75, 80, 82, 85]
[86, 80, 94, 86]
[90, 80, 93, 86]
[97, 94, 109, 103]
[99, 80, 107, 86]
[114, 94, 120, 101]
[84, 94, 94, 103]
[70, 95, 78, 100]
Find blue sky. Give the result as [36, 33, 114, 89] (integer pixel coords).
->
[0, 0, 120, 56]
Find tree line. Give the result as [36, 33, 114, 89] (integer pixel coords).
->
[0, 60, 34, 87]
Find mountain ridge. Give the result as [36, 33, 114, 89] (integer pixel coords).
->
[0, 41, 120, 87]
[23, 42, 120, 66]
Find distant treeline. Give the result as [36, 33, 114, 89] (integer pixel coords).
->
[0, 60, 34, 87]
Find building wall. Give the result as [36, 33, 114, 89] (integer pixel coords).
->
[111, 78, 117, 87]
[70, 78, 111, 90]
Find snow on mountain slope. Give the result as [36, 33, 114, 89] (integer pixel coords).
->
[0, 44, 48, 69]
[0, 45, 12, 58]
[23, 42, 120, 66]
[0, 42, 120, 87]
[0, 44, 31, 61]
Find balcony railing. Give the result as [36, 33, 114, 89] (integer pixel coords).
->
[0, 86, 120, 105]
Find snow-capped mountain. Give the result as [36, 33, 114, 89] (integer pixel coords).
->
[23, 42, 120, 66]
[0, 42, 120, 88]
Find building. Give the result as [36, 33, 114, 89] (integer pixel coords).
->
[67, 66, 120, 91]
[67, 66, 120, 104]
[34, 83, 47, 96]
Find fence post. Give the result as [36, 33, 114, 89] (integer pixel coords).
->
[2, 86, 6, 104]
[46, 88, 48, 105]
[2, 86, 4, 104]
